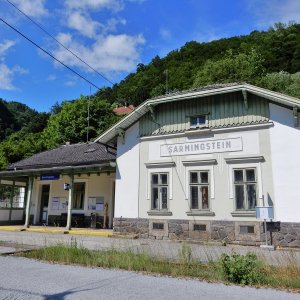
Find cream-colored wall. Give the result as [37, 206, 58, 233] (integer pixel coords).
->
[30, 173, 115, 225]
[138, 127, 274, 222]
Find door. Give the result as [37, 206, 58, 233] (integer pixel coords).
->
[40, 185, 50, 224]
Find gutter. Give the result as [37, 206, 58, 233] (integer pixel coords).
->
[0, 162, 116, 177]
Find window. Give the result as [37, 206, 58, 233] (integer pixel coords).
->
[233, 169, 257, 210]
[151, 173, 168, 210]
[153, 223, 164, 230]
[190, 115, 207, 128]
[189, 171, 209, 210]
[73, 182, 85, 209]
[0, 186, 25, 208]
[193, 224, 206, 231]
[13, 187, 25, 208]
[240, 225, 255, 234]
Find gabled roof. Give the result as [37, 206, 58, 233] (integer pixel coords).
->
[95, 83, 300, 144]
[7, 142, 116, 171]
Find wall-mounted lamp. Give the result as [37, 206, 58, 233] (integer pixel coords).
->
[63, 183, 70, 191]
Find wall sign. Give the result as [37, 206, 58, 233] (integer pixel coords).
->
[160, 137, 243, 157]
[40, 174, 60, 181]
[256, 206, 274, 220]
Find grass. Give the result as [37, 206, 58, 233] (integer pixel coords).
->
[18, 240, 300, 292]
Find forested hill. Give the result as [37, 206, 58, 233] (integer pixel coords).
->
[0, 99, 49, 142]
[0, 22, 300, 169]
[95, 22, 300, 106]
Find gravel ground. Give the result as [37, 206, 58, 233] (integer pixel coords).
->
[0, 255, 299, 300]
[0, 230, 299, 266]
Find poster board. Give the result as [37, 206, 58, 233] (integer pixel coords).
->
[88, 197, 104, 211]
[256, 206, 274, 220]
[51, 197, 67, 211]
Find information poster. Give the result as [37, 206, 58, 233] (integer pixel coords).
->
[51, 198, 60, 210]
[88, 197, 104, 211]
[60, 198, 67, 210]
[88, 197, 96, 210]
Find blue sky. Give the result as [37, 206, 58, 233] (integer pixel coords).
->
[0, 0, 299, 112]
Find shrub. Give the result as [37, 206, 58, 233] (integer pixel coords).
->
[220, 252, 263, 285]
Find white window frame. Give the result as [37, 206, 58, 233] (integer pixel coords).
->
[233, 168, 257, 210]
[190, 114, 208, 129]
[184, 164, 215, 201]
[227, 162, 263, 210]
[150, 172, 169, 211]
[146, 167, 173, 201]
[189, 170, 210, 210]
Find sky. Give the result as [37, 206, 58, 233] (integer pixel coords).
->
[0, 0, 299, 112]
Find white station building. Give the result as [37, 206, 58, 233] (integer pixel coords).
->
[96, 83, 300, 247]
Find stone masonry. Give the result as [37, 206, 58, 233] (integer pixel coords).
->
[113, 217, 300, 247]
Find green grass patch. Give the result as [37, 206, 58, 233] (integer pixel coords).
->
[18, 241, 300, 291]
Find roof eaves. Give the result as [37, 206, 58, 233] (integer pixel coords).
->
[243, 84, 300, 107]
[1, 162, 115, 177]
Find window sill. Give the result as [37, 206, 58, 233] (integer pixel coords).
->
[147, 210, 172, 216]
[185, 128, 211, 136]
[186, 210, 215, 216]
[231, 211, 256, 217]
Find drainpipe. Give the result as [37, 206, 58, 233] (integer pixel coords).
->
[24, 177, 33, 228]
[66, 174, 74, 230]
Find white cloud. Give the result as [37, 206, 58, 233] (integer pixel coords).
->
[67, 11, 101, 38]
[64, 0, 123, 12]
[104, 18, 127, 32]
[0, 64, 28, 90]
[249, 0, 300, 26]
[0, 40, 16, 58]
[53, 33, 145, 73]
[64, 80, 76, 87]
[10, 0, 47, 17]
[47, 74, 57, 81]
[0, 40, 28, 90]
[0, 64, 15, 90]
[159, 28, 171, 41]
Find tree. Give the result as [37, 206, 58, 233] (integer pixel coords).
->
[259, 71, 300, 98]
[193, 49, 265, 87]
[41, 96, 120, 149]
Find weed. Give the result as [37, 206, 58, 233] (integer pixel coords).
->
[220, 252, 263, 285]
[178, 242, 192, 264]
[19, 245, 300, 290]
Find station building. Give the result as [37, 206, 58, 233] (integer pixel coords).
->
[1, 83, 300, 247]
[0, 143, 116, 229]
[96, 83, 300, 247]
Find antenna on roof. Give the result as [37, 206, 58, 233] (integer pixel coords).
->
[87, 86, 91, 143]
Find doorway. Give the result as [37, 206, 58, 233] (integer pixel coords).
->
[39, 185, 50, 224]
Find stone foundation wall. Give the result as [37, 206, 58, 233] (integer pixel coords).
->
[113, 218, 300, 247]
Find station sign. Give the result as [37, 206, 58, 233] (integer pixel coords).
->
[40, 174, 60, 181]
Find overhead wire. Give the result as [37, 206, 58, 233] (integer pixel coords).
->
[2, 3, 192, 209]
[0, 17, 101, 90]
[4, 0, 114, 86]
